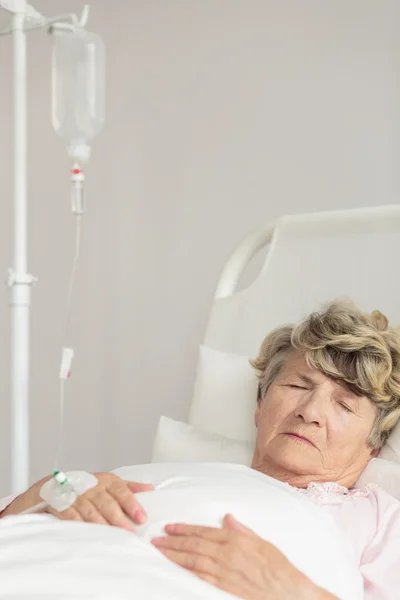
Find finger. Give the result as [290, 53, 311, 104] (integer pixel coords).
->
[91, 491, 136, 531]
[222, 514, 257, 537]
[157, 547, 221, 577]
[71, 498, 109, 526]
[109, 481, 148, 524]
[152, 535, 219, 561]
[126, 481, 155, 493]
[164, 523, 234, 543]
[197, 573, 218, 587]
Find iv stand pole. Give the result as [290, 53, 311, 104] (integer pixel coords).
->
[7, 0, 35, 494]
[1, 1, 89, 494]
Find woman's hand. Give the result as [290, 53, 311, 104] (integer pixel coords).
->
[2, 473, 154, 531]
[152, 514, 337, 600]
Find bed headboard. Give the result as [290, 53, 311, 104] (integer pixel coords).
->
[203, 205, 400, 358]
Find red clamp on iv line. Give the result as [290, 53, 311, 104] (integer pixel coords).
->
[59, 347, 74, 380]
[70, 163, 85, 215]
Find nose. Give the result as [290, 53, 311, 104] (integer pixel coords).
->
[294, 389, 327, 427]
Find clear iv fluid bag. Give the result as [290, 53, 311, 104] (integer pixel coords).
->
[52, 30, 105, 151]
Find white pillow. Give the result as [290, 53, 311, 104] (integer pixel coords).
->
[188, 345, 258, 442]
[355, 458, 400, 500]
[152, 417, 400, 501]
[151, 416, 254, 465]
[188, 345, 400, 464]
[379, 420, 400, 463]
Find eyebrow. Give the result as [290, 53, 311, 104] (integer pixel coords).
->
[281, 372, 315, 385]
[296, 373, 317, 386]
[335, 382, 362, 405]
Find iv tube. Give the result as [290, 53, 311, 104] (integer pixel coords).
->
[54, 214, 82, 471]
[51, 26, 105, 470]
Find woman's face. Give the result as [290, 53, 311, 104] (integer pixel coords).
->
[252, 350, 379, 488]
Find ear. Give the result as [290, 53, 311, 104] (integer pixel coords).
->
[371, 447, 380, 458]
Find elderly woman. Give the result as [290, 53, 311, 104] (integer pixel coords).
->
[1, 301, 400, 600]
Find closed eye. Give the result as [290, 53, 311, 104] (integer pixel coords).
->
[286, 384, 308, 390]
[339, 403, 352, 413]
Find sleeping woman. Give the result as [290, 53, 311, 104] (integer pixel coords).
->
[1, 301, 399, 599]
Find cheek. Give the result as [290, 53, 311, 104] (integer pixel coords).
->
[326, 413, 374, 452]
[257, 391, 294, 433]
[324, 409, 353, 445]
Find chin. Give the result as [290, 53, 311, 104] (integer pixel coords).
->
[277, 456, 316, 475]
[262, 443, 319, 476]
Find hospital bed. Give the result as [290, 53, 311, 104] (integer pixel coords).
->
[152, 204, 400, 489]
[1, 204, 400, 599]
[134, 203, 400, 599]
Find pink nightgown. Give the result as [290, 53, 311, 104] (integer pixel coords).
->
[296, 482, 400, 600]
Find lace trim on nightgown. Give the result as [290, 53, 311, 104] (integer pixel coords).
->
[294, 481, 379, 504]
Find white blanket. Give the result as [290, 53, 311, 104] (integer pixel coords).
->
[0, 463, 363, 599]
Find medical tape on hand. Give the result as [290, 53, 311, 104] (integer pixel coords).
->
[39, 471, 98, 512]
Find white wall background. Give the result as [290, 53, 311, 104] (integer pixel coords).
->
[0, 0, 399, 496]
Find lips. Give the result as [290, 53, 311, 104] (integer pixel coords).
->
[283, 432, 316, 447]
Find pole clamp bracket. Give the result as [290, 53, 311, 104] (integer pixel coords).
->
[7, 268, 38, 288]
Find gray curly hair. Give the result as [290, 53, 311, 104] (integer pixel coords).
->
[251, 300, 400, 449]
